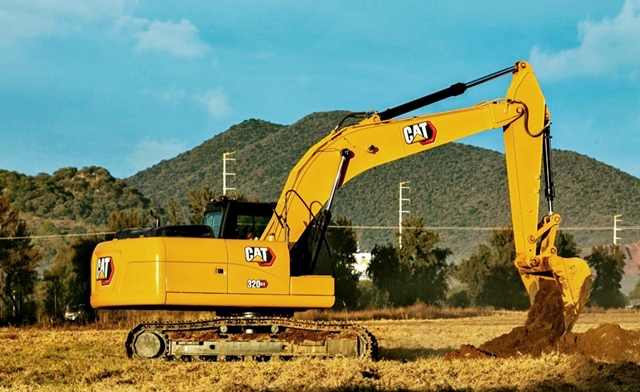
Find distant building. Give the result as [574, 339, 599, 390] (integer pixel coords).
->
[353, 252, 371, 280]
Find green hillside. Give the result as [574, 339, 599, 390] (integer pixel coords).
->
[126, 111, 640, 259]
[128, 118, 288, 202]
[0, 166, 151, 229]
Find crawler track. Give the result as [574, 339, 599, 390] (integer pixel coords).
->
[125, 316, 378, 361]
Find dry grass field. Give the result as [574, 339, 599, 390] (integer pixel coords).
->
[2, 310, 640, 391]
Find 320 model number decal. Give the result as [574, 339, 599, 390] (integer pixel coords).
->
[247, 279, 268, 289]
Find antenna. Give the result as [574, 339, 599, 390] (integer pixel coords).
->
[399, 181, 410, 248]
[222, 151, 236, 196]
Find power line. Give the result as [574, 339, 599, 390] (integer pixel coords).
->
[3, 225, 640, 241]
[0, 232, 114, 241]
[329, 225, 640, 231]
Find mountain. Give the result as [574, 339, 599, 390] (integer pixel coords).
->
[127, 113, 338, 203]
[125, 111, 640, 259]
[0, 166, 151, 230]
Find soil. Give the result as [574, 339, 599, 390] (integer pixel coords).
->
[446, 280, 640, 363]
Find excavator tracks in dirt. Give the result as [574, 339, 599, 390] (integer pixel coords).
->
[125, 316, 378, 361]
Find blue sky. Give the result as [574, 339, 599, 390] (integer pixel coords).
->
[1, 0, 639, 179]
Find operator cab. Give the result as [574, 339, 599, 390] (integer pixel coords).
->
[114, 197, 276, 240]
[202, 197, 276, 239]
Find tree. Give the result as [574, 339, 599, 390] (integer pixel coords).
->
[187, 186, 217, 224]
[42, 235, 101, 322]
[457, 228, 529, 310]
[447, 285, 471, 308]
[0, 196, 41, 324]
[367, 243, 400, 306]
[108, 209, 149, 232]
[42, 247, 74, 320]
[629, 279, 640, 306]
[368, 216, 454, 307]
[166, 196, 184, 225]
[66, 236, 101, 320]
[556, 231, 581, 258]
[585, 244, 626, 308]
[398, 216, 454, 306]
[323, 217, 360, 309]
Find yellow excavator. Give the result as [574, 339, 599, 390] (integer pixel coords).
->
[91, 61, 592, 360]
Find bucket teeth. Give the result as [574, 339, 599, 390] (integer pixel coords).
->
[518, 255, 592, 333]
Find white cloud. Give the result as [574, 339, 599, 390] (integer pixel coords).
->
[117, 16, 210, 58]
[0, 0, 129, 45]
[0, 2, 210, 59]
[142, 87, 229, 118]
[141, 87, 187, 103]
[529, 0, 640, 80]
[127, 137, 187, 173]
[193, 88, 231, 118]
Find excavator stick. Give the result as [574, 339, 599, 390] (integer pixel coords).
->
[503, 80, 593, 333]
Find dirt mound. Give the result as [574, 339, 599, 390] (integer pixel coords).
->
[559, 323, 640, 363]
[446, 344, 496, 360]
[447, 280, 640, 363]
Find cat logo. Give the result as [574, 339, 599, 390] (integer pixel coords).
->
[96, 256, 115, 286]
[244, 247, 276, 267]
[403, 121, 437, 145]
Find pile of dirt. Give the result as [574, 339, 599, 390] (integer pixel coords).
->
[559, 323, 640, 363]
[446, 280, 640, 363]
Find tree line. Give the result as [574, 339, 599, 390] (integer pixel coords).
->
[0, 191, 634, 326]
[345, 219, 631, 311]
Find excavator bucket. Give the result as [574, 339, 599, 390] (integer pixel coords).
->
[547, 255, 593, 331]
[519, 255, 593, 332]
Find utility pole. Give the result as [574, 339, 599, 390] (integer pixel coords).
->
[399, 181, 410, 248]
[222, 151, 236, 196]
[613, 214, 622, 245]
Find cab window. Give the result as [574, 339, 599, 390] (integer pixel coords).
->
[202, 211, 223, 238]
[237, 214, 271, 239]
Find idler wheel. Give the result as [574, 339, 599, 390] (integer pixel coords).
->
[133, 331, 165, 359]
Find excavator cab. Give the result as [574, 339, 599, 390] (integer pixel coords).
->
[201, 197, 276, 239]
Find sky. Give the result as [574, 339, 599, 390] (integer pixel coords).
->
[1, 0, 639, 179]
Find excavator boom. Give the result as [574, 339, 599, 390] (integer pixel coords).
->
[261, 61, 591, 330]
